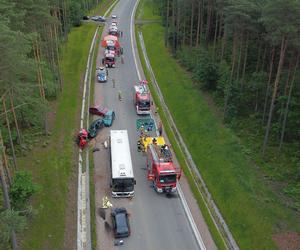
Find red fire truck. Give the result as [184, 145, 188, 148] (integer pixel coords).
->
[101, 35, 122, 56]
[134, 80, 151, 115]
[146, 143, 181, 193]
[102, 52, 116, 68]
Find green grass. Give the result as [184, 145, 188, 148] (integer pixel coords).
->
[137, 0, 300, 249]
[136, 0, 160, 20]
[17, 1, 114, 249]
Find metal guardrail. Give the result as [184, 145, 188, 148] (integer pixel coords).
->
[77, 26, 99, 250]
[138, 31, 239, 250]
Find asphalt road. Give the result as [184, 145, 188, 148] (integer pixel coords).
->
[93, 0, 200, 249]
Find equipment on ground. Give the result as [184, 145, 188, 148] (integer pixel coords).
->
[137, 135, 165, 152]
[136, 118, 155, 132]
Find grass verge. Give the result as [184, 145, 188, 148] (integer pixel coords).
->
[17, 1, 114, 249]
[136, 0, 300, 249]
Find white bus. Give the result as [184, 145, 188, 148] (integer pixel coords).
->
[110, 130, 136, 197]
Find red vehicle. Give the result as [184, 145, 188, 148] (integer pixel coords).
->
[146, 143, 181, 193]
[76, 129, 88, 149]
[134, 80, 151, 115]
[102, 52, 116, 68]
[102, 35, 122, 56]
[89, 106, 109, 116]
[104, 40, 122, 56]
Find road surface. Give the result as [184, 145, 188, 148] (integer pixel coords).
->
[92, 0, 217, 249]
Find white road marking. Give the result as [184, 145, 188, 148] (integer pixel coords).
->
[130, 0, 142, 81]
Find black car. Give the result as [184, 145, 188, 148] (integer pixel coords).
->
[111, 207, 130, 238]
[88, 118, 104, 139]
[82, 15, 90, 20]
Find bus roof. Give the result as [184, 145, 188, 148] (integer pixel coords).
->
[110, 130, 134, 179]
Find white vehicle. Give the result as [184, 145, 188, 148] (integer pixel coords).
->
[91, 16, 106, 22]
[110, 130, 136, 197]
[111, 14, 117, 19]
[96, 66, 108, 82]
[109, 26, 119, 36]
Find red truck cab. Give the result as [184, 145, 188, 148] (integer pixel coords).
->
[102, 52, 116, 68]
[134, 80, 151, 115]
[147, 143, 181, 193]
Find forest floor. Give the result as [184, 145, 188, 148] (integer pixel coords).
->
[17, 1, 113, 249]
[136, 0, 300, 249]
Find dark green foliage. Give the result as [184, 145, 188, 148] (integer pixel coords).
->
[0, 0, 102, 144]
[0, 210, 26, 248]
[216, 60, 231, 98]
[155, 0, 300, 218]
[10, 171, 39, 210]
[176, 47, 199, 72]
[70, 2, 84, 27]
[193, 49, 219, 90]
[177, 47, 219, 90]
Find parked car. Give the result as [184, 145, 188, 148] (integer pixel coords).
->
[111, 207, 130, 238]
[96, 66, 108, 82]
[88, 118, 104, 138]
[82, 15, 90, 20]
[103, 110, 115, 127]
[89, 106, 109, 117]
[89, 106, 115, 127]
[91, 16, 106, 22]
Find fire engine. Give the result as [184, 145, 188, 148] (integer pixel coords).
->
[104, 40, 122, 56]
[146, 143, 181, 193]
[102, 52, 116, 68]
[101, 35, 122, 56]
[134, 80, 151, 115]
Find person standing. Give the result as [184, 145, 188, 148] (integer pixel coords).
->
[158, 121, 163, 136]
